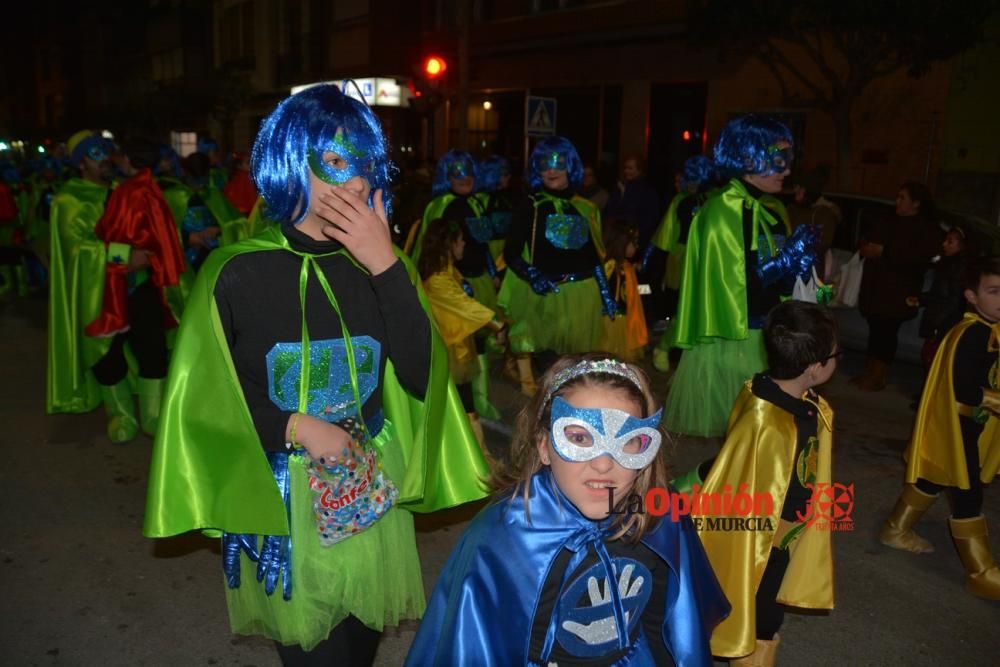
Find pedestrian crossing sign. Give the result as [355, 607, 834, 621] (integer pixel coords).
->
[526, 96, 557, 136]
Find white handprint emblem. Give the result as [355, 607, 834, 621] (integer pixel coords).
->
[555, 558, 652, 657]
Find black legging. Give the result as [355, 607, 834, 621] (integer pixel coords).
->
[755, 547, 790, 640]
[915, 417, 985, 519]
[456, 381, 475, 413]
[90, 281, 169, 385]
[274, 615, 381, 667]
[865, 315, 907, 364]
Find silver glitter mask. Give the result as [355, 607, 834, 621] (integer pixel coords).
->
[549, 396, 662, 470]
[541, 359, 645, 410]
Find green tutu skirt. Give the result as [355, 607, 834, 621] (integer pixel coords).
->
[497, 272, 604, 354]
[465, 271, 498, 312]
[224, 421, 424, 650]
[663, 331, 766, 437]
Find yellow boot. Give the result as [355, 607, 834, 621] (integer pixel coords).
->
[730, 634, 780, 667]
[879, 484, 937, 554]
[516, 355, 537, 397]
[949, 515, 1000, 600]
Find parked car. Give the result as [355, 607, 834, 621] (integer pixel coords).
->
[794, 192, 999, 364]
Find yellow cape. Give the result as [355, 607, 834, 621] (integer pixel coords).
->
[905, 312, 1000, 488]
[423, 265, 496, 383]
[698, 382, 834, 658]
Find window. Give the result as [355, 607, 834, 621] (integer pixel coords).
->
[171, 131, 198, 158]
[221, 1, 256, 66]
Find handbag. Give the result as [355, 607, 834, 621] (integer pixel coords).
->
[293, 258, 398, 547]
[834, 252, 864, 308]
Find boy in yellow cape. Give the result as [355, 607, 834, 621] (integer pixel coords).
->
[695, 300, 839, 666]
[880, 256, 1000, 600]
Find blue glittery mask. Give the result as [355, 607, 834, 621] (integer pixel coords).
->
[536, 151, 567, 172]
[549, 396, 662, 470]
[447, 160, 474, 180]
[764, 145, 793, 174]
[308, 130, 375, 186]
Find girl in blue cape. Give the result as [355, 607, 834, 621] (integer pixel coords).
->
[406, 354, 729, 666]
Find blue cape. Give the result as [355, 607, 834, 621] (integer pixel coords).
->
[406, 470, 729, 666]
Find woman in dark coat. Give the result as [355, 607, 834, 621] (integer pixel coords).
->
[852, 181, 943, 391]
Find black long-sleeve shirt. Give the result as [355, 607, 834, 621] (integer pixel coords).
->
[742, 183, 793, 323]
[954, 318, 992, 448]
[504, 187, 600, 277]
[439, 195, 491, 278]
[214, 224, 431, 451]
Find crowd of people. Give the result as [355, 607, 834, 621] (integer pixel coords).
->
[3, 81, 996, 665]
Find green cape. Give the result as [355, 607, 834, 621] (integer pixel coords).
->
[46, 178, 113, 413]
[668, 179, 781, 348]
[143, 225, 489, 538]
[409, 192, 489, 264]
[161, 182, 249, 246]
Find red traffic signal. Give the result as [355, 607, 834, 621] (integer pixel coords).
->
[423, 55, 448, 79]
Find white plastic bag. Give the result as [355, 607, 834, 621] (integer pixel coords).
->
[835, 252, 864, 307]
[792, 266, 821, 303]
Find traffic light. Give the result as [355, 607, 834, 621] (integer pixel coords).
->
[409, 54, 450, 114]
[423, 55, 448, 79]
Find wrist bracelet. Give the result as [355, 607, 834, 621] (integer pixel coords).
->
[288, 413, 303, 450]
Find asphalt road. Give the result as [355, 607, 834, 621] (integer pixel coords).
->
[2, 295, 996, 666]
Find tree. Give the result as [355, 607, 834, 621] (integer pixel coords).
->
[687, 0, 997, 188]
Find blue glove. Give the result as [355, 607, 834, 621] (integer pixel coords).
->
[221, 532, 260, 589]
[593, 265, 619, 319]
[461, 279, 475, 297]
[256, 534, 293, 601]
[526, 265, 559, 296]
[756, 224, 818, 286]
[638, 244, 656, 274]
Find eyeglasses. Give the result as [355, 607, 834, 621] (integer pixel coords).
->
[820, 349, 845, 363]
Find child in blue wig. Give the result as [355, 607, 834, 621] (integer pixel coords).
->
[143, 83, 489, 665]
[497, 136, 612, 395]
[477, 154, 515, 265]
[662, 114, 818, 437]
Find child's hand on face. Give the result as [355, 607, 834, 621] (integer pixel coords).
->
[317, 187, 397, 276]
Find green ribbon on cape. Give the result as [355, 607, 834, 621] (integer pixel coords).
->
[668, 179, 781, 349]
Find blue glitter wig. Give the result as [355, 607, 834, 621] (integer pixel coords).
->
[432, 149, 478, 197]
[681, 155, 717, 189]
[526, 136, 583, 191]
[712, 114, 793, 178]
[251, 83, 394, 224]
[477, 155, 510, 193]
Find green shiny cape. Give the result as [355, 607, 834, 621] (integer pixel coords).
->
[651, 192, 690, 253]
[46, 178, 112, 414]
[143, 225, 489, 538]
[668, 179, 780, 348]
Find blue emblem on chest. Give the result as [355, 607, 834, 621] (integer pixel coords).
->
[554, 556, 652, 657]
[464, 215, 493, 244]
[756, 232, 785, 263]
[490, 210, 512, 236]
[265, 336, 381, 421]
[545, 213, 589, 250]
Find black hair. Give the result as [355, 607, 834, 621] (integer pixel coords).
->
[417, 218, 463, 281]
[899, 180, 937, 220]
[183, 151, 211, 180]
[602, 218, 638, 264]
[118, 137, 160, 171]
[764, 301, 839, 380]
[962, 255, 1000, 292]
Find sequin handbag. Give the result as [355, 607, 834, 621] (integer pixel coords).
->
[290, 260, 399, 547]
[306, 416, 398, 547]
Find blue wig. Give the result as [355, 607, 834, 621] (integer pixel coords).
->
[251, 83, 394, 224]
[525, 136, 583, 191]
[712, 114, 793, 178]
[432, 150, 478, 197]
[681, 155, 717, 189]
[477, 155, 510, 193]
